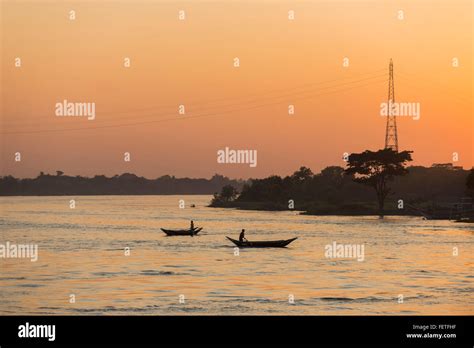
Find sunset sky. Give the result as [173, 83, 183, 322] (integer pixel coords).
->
[1, 0, 472, 179]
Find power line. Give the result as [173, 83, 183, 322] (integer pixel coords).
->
[3, 69, 386, 127]
[1, 77, 387, 135]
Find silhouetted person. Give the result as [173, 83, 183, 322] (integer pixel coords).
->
[239, 229, 247, 242]
[190, 220, 195, 237]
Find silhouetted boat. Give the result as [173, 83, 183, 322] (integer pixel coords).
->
[161, 227, 202, 236]
[226, 236, 297, 248]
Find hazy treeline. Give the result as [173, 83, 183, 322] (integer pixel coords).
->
[0, 172, 246, 196]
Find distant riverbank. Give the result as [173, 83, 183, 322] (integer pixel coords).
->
[208, 200, 421, 216]
[0, 173, 245, 196]
[209, 198, 474, 221]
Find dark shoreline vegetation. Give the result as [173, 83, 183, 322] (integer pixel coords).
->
[1, 159, 473, 219]
[211, 160, 474, 219]
[0, 173, 245, 196]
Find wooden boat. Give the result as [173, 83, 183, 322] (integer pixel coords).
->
[226, 236, 297, 248]
[161, 227, 202, 236]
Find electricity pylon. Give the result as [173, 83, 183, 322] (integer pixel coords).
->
[384, 58, 398, 152]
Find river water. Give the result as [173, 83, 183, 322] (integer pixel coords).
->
[0, 195, 473, 315]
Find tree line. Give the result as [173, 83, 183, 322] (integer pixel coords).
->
[211, 149, 474, 217]
[0, 172, 245, 196]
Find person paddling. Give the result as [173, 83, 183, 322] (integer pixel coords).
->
[239, 229, 248, 242]
[190, 220, 195, 237]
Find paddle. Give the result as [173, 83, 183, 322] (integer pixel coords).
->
[191, 227, 201, 236]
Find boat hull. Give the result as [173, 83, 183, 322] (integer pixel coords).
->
[161, 227, 202, 236]
[226, 236, 297, 248]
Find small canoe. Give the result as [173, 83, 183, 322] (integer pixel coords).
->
[161, 227, 202, 236]
[226, 236, 297, 248]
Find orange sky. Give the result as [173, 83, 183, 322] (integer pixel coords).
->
[1, 0, 472, 179]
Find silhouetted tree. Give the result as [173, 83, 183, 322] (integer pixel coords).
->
[210, 184, 239, 205]
[345, 148, 413, 218]
[291, 166, 313, 182]
[219, 185, 238, 202]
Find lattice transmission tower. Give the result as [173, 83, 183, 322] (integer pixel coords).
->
[384, 58, 398, 152]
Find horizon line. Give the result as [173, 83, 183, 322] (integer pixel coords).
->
[2, 162, 472, 181]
